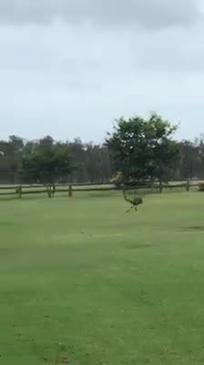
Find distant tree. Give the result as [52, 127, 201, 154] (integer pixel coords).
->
[8, 136, 24, 183]
[67, 139, 113, 183]
[197, 136, 204, 179]
[179, 140, 201, 179]
[9, 135, 24, 151]
[106, 113, 179, 183]
[22, 136, 72, 184]
[67, 138, 89, 182]
[84, 143, 112, 183]
[0, 135, 24, 183]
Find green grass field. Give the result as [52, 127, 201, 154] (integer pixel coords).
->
[1, 192, 204, 365]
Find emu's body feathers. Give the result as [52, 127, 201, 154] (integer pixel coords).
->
[123, 189, 143, 212]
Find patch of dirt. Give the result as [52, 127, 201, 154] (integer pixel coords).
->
[183, 226, 204, 232]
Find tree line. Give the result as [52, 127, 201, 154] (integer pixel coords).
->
[0, 135, 112, 184]
[0, 113, 204, 185]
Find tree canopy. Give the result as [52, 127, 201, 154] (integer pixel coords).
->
[106, 113, 179, 182]
[22, 136, 72, 184]
[1, 115, 204, 185]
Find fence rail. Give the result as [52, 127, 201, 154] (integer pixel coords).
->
[0, 180, 203, 199]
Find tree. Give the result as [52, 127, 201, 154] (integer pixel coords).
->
[106, 113, 179, 183]
[22, 136, 72, 184]
[84, 143, 112, 183]
[67, 139, 113, 183]
[7, 136, 24, 183]
[179, 140, 201, 179]
[0, 135, 24, 184]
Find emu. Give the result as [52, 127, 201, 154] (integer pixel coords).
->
[123, 189, 143, 212]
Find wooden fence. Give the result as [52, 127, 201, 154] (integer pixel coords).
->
[0, 183, 118, 199]
[0, 181, 202, 199]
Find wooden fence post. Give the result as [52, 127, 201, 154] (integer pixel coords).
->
[47, 184, 52, 198]
[16, 185, 22, 199]
[159, 181, 163, 193]
[68, 185, 73, 197]
[19, 185, 22, 199]
[52, 184, 56, 197]
[186, 179, 190, 192]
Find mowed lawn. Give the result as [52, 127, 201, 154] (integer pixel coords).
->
[1, 192, 204, 365]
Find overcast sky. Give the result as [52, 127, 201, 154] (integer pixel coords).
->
[0, 0, 204, 142]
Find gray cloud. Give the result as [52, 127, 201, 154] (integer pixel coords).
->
[130, 24, 204, 73]
[0, 0, 201, 29]
[0, 1, 204, 142]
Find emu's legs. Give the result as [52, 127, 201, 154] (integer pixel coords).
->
[126, 206, 133, 213]
[126, 205, 138, 213]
